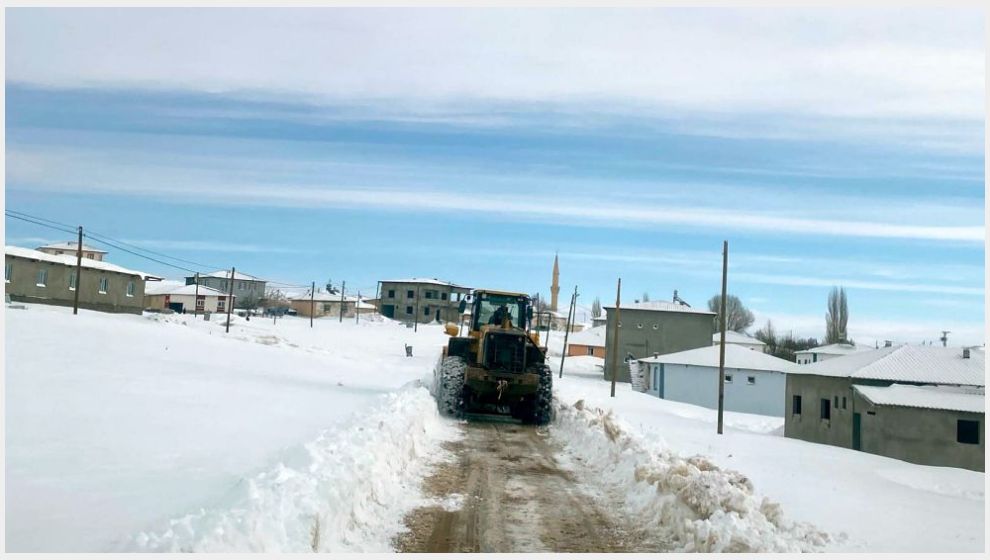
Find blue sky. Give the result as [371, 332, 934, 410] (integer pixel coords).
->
[4, 8, 985, 345]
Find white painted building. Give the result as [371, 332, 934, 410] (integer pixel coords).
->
[795, 342, 876, 364]
[638, 344, 805, 417]
[712, 330, 766, 352]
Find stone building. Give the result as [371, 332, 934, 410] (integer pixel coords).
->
[185, 270, 266, 307]
[377, 278, 470, 324]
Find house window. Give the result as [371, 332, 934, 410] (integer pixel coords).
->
[68, 271, 77, 290]
[406, 305, 413, 314]
[86, 253, 95, 259]
[587, 346, 595, 356]
[842, 397, 847, 409]
[407, 290, 415, 298]
[99, 277, 109, 294]
[424, 306, 430, 316]
[792, 395, 802, 415]
[388, 289, 395, 298]
[36, 269, 48, 287]
[724, 374, 733, 383]
[425, 291, 435, 299]
[652, 324, 659, 330]
[323, 303, 332, 312]
[126, 281, 135, 297]
[221, 281, 228, 291]
[834, 396, 839, 409]
[747, 376, 756, 385]
[217, 298, 226, 312]
[820, 398, 831, 421]
[5, 262, 11, 283]
[957, 420, 980, 444]
[637, 323, 643, 329]
[196, 296, 205, 310]
[441, 293, 448, 301]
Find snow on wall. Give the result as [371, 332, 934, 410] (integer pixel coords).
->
[552, 398, 829, 552]
[126, 384, 459, 552]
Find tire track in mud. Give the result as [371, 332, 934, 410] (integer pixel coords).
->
[394, 418, 668, 553]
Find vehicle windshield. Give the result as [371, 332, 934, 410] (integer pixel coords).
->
[474, 293, 526, 330]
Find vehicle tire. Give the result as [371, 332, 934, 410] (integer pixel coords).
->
[437, 356, 467, 418]
[525, 365, 553, 425]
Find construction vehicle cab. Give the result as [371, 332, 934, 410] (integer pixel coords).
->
[433, 289, 552, 424]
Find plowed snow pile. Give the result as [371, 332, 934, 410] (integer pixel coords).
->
[554, 399, 829, 552]
[129, 385, 458, 552]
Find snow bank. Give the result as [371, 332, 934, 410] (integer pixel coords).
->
[128, 385, 458, 552]
[554, 399, 829, 553]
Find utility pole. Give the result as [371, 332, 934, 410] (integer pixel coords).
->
[414, 284, 420, 332]
[535, 292, 542, 349]
[339, 281, 346, 323]
[609, 278, 622, 398]
[940, 330, 950, 347]
[559, 286, 578, 379]
[310, 281, 316, 328]
[356, 291, 361, 324]
[193, 272, 200, 317]
[225, 267, 235, 334]
[72, 226, 83, 315]
[717, 241, 728, 435]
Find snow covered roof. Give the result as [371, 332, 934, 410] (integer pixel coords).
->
[5, 245, 162, 280]
[797, 345, 985, 386]
[854, 384, 985, 414]
[145, 283, 228, 297]
[639, 344, 803, 373]
[603, 299, 715, 315]
[795, 342, 874, 356]
[379, 278, 467, 289]
[289, 291, 362, 303]
[37, 241, 107, 254]
[196, 270, 264, 281]
[568, 325, 607, 347]
[713, 331, 766, 346]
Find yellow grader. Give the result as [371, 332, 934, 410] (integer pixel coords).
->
[432, 289, 552, 424]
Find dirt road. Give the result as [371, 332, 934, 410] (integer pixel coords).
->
[395, 418, 666, 553]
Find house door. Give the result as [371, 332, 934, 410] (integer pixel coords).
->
[852, 413, 862, 450]
[382, 304, 395, 319]
[435, 309, 441, 322]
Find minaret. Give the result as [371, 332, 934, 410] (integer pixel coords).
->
[550, 253, 560, 312]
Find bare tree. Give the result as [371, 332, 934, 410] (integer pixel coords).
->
[825, 286, 850, 344]
[591, 297, 602, 319]
[642, 292, 650, 302]
[707, 294, 755, 333]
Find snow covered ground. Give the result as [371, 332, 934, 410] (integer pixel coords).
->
[5, 304, 985, 552]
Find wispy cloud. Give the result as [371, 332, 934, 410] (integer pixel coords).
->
[120, 239, 307, 254]
[751, 309, 985, 347]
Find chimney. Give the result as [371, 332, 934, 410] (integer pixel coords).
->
[884, 340, 892, 348]
[963, 348, 971, 359]
[653, 352, 659, 358]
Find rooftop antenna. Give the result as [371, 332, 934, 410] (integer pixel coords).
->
[940, 331, 950, 347]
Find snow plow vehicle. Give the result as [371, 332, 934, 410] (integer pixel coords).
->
[433, 289, 552, 424]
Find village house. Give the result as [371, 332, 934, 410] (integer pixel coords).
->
[712, 330, 767, 352]
[603, 298, 715, 383]
[566, 324, 606, 358]
[794, 341, 874, 364]
[5, 245, 161, 315]
[785, 345, 985, 471]
[377, 278, 470, 324]
[36, 241, 107, 262]
[638, 344, 804, 417]
[289, 290, 375, 318]
[185, 270, 267, 307]
[144, 282, 234, 314]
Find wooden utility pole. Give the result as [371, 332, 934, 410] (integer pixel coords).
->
[717, 240, 728, 435]
[72, 226, 83, 315]
[414, 284, 420, 332]
[356, 291, 361, 324]
[225, 267, 235, 334]
[609, 278, 621, 398]
[339, 281, 346, 323]
[559, 286, 577, 379]
[193, 272, 200, 317]
[310, 281, 316, 328]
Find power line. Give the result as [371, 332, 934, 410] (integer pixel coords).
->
[5, 209, 78, 232]
[85, 230, 226, 272]
[5, 212, 78, 237]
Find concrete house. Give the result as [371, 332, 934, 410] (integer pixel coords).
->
[289, 291, 375, 318]
[36, 241, 107, 262]
[785, 345, 985, 471]
[712, 330, 766, 353]
[377, 278, 470, 324]
[603, 299, 715, 383]
[185, 270, 266, 307]
[5, 245, 161, 315]
[144, 282, 233, 314]
[794, 342, 874, 364]
[638, 344, 804, 417]
[566, 325, 607, 358]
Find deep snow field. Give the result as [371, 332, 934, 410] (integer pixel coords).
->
[4, 303, 985, 552]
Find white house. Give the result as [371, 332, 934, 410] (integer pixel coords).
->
[794, 342, 875, 364]
[638, 344, 805, 417]
[712, 330, 766, 352]
[144, 282, 233, 313]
